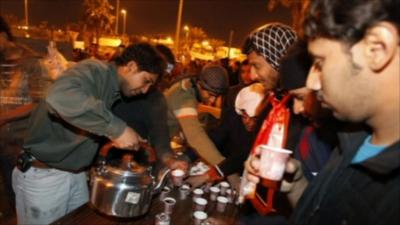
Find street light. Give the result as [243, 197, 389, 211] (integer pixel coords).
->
[183, 25, 190, 51]
[121, 9, 127, 35]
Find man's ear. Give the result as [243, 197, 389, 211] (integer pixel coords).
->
[126, 61, 138, 73]
[364, 22, 399, 71]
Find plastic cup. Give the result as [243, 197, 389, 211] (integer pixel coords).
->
[216, 196, 228, 212]
[258, 145, 292, 181]
[193, 211, 208, 225]
[163, 197, 176, 215]
[171, 169, 185, 187]
[193, 197, 208, 211]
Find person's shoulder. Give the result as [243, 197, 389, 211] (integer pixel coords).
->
[165, 79, 197, 108]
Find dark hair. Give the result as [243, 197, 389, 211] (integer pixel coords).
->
[242, 37, 259, 56]
[155, 44, 175, 65]
[279, 40, 312, 90]
[113, 43, 166, 77]
[0, 15, 15, 42]
[241, 59, 249, 66]
[303, 0, 400, 45]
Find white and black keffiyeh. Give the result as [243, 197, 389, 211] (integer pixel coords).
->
[249, 23, 297, 71]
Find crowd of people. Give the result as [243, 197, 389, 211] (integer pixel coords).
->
[0, 0, 399, 224]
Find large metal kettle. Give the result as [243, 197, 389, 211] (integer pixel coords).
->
[89, 142, 170, 218]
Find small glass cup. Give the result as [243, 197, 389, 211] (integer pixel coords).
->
[163, 197, 176, 215]
[171, 169, 185, 187]
[209, 186, 220, 201]
[179, 184, 191, 200]
[193, 197, 208, 211]
[193, 211, 208, 225]
[159, 186, 171, 201]
[155, 212, 170, 225]
[193, 188, 204, 200]
[216, 196, 228, 212]
[219, 181, 230, 195]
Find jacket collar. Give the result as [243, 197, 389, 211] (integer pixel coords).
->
[338, 129, 400, 175]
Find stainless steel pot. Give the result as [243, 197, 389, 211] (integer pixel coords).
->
[90, 142, 170, 218]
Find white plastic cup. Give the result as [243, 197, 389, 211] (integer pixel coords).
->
[209, 186, 220, 201]
[216, 196, 228, 212]
[258, 145, 292, 181]
[171, 169, 185, 187]
[163, 197, 176, 215]
[193, 211, 208, 225]
[193, 197, 208, 211]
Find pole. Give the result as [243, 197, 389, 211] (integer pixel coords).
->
[227, 30, 234, 58]
[115, 0, 120, 34]
[24, 0, 29, 27]
[174, 0, 184, 53]
[121, 9, 127, 35]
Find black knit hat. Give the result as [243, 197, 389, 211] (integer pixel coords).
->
[279, 41, 313, 90]
[198, 65, 229, 95]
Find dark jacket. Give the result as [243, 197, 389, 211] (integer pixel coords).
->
[208, 105, 270, 176]
[112, 90, 172, 160]
[292, 130, 400, 225]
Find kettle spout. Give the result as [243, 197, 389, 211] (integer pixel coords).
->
[152, 168, 171, 195]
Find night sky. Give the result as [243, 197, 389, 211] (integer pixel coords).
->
[0, 0, 292, 47]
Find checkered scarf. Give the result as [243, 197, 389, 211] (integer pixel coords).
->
[248, 23, 297, 71]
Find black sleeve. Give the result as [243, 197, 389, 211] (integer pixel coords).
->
[146, 90, 174, 158]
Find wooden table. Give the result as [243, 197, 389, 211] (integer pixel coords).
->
[51, 188, 240, 225]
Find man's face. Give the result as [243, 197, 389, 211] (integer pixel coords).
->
[247, 51, 278, 91]
[198, 85, 219, 106]
[306, 38, 372, 122]
[240, 64, 253, 85]
[240, 111, 258, 132]
[290, 87, 332, 123]
[119, 61, 158, 97]
[289, 87, 311, 117]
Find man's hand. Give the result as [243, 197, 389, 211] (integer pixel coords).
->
[244, 150, 262, 185]
[226, 173, 241, 191]
[280, 158, 304, 192]
[244, 147, 306, 193]
[186, 173, 210, 189]
[167, 159, 189, 172]
[111, 126, 145, 150]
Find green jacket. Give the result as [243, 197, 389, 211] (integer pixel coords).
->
[24, 59, 126, 171]
[164, 78, 225, 165]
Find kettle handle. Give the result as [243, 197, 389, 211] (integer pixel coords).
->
[99, 142, 157, 163]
